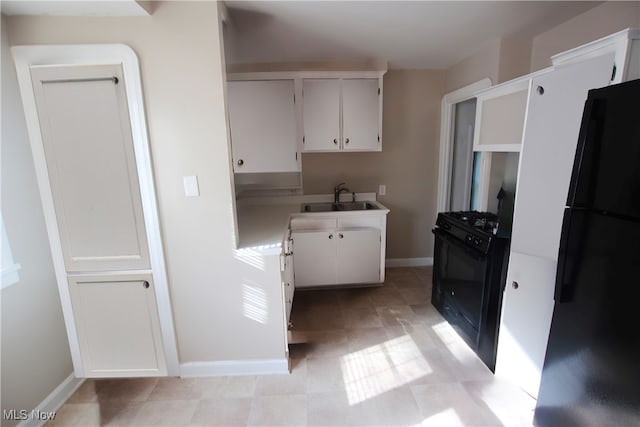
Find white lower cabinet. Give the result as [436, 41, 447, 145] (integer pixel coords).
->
[292, 227, 381, 288]
[335, 229, 381, 284]
[68, 274, 167, 377]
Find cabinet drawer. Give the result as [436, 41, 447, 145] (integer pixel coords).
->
[290, 217, 337, 231]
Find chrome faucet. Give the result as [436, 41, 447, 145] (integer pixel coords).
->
[334, 182, 350, 203]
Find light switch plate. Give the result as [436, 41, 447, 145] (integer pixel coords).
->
[378, 184, 386, 196]
[183, 176, 200, 197]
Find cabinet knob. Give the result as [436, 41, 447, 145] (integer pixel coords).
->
[338, 233, 344, 239]
[333, 139, 338, 145]
[512, 281, 519, 290]
[345, 138, 350, 144]
[329, 234, 334, 239]
[237, 159, 244, 166]
[536, 86, 544, 95]
[143, 281, 150, 289]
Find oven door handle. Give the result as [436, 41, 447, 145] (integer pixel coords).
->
[433, 228, 487, 261]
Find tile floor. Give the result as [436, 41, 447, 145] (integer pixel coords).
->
[49, 267, 535, 426]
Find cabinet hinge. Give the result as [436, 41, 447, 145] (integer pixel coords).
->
[303, 136, 305, 144]
[378, 135, 380, 143]
[611, 64, 617, 81]
[295, 152, 298, 161]
[378, 88, 380, 95]
[293, 93, 296, 103]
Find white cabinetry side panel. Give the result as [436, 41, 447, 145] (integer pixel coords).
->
[68, 275, 167, 377]
[292, 230, 337, 287]
[302, 79, 340, 151]
[342, 79, 380, 151]
[335, 228, 381, 284]
[228, 80, 298, 173]
[510, 54, 614, 260]
[30, 65, 150, 273]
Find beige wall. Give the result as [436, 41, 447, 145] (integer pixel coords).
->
[1, 16, 74, 425]
[302, 70, 445, 259]
[530, 1, 640, 71]
[498, 37, 532, 83]
[444, 39, 501, 93]
[6, 0, 287, 375]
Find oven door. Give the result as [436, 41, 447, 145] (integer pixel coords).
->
[432, 228, 488, 348]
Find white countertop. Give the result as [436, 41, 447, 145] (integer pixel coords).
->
[236, 203, 299, 254]
[235, 193, 389, 255]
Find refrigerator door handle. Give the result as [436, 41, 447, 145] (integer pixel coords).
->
[555, 210, 574, 303]
[566, 98, 607, 208]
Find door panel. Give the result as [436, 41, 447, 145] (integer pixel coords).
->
[68, 274, 167, 377]
[510, 54, 614, 260]
[335, 228, 380, 284]
[302, 79, 340, 151]
[292, 230, 337, 287]
[227, 80, 298, 173]
[30, 65, 150, 272]
[342, 79, 380, 151]
[495, 251, 557, 398]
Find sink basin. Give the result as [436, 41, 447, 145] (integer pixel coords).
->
[301, 202, 378, 213]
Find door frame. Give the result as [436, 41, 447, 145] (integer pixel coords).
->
[436, 78, 491, 213]
[12, 44, 180, 377]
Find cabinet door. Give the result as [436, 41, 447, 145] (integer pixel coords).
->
[227, 80, 298, 173]
[302, 79, 340, 151]
[282, 239, 295, 323]
[336, 228, 381, 284]
[342, 79, 381, 151]
[292, 230, 337, 287]
[510, 54, 614, 259]
[495, 252, 557, 398]
[68, 275, 167, 377]
[31, 65, 150, 273]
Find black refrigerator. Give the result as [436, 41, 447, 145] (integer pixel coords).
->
[534, 78, 640, 426]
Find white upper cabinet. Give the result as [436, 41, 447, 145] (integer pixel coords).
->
[342, 79, 381, 151]
[473, 79, 529, 152]
[302, 79, 341, 151]
[227, 80, 299, 173]
[303, 78, 382, 152]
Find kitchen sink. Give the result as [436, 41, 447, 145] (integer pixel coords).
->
[301, 202, 379, 213]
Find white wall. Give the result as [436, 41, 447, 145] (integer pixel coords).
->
[5, 1, 286, 372]
[1, 16, 74, 426]
[530, 1, 640, 71]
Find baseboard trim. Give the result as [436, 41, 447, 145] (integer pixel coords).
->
[386, 257, 433, 268]
[17, 373, 84, 427]
[180, 358, 289, 378]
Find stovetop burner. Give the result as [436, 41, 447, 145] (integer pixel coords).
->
[445, 211, 499, 233]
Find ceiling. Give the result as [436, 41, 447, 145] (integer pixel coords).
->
[224, 1, 602, 69]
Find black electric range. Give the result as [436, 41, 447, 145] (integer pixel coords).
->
[431, 211, 510, 372]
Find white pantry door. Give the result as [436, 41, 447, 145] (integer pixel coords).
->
[30, 64, 167, 377]
[495, 54, 614, 398]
